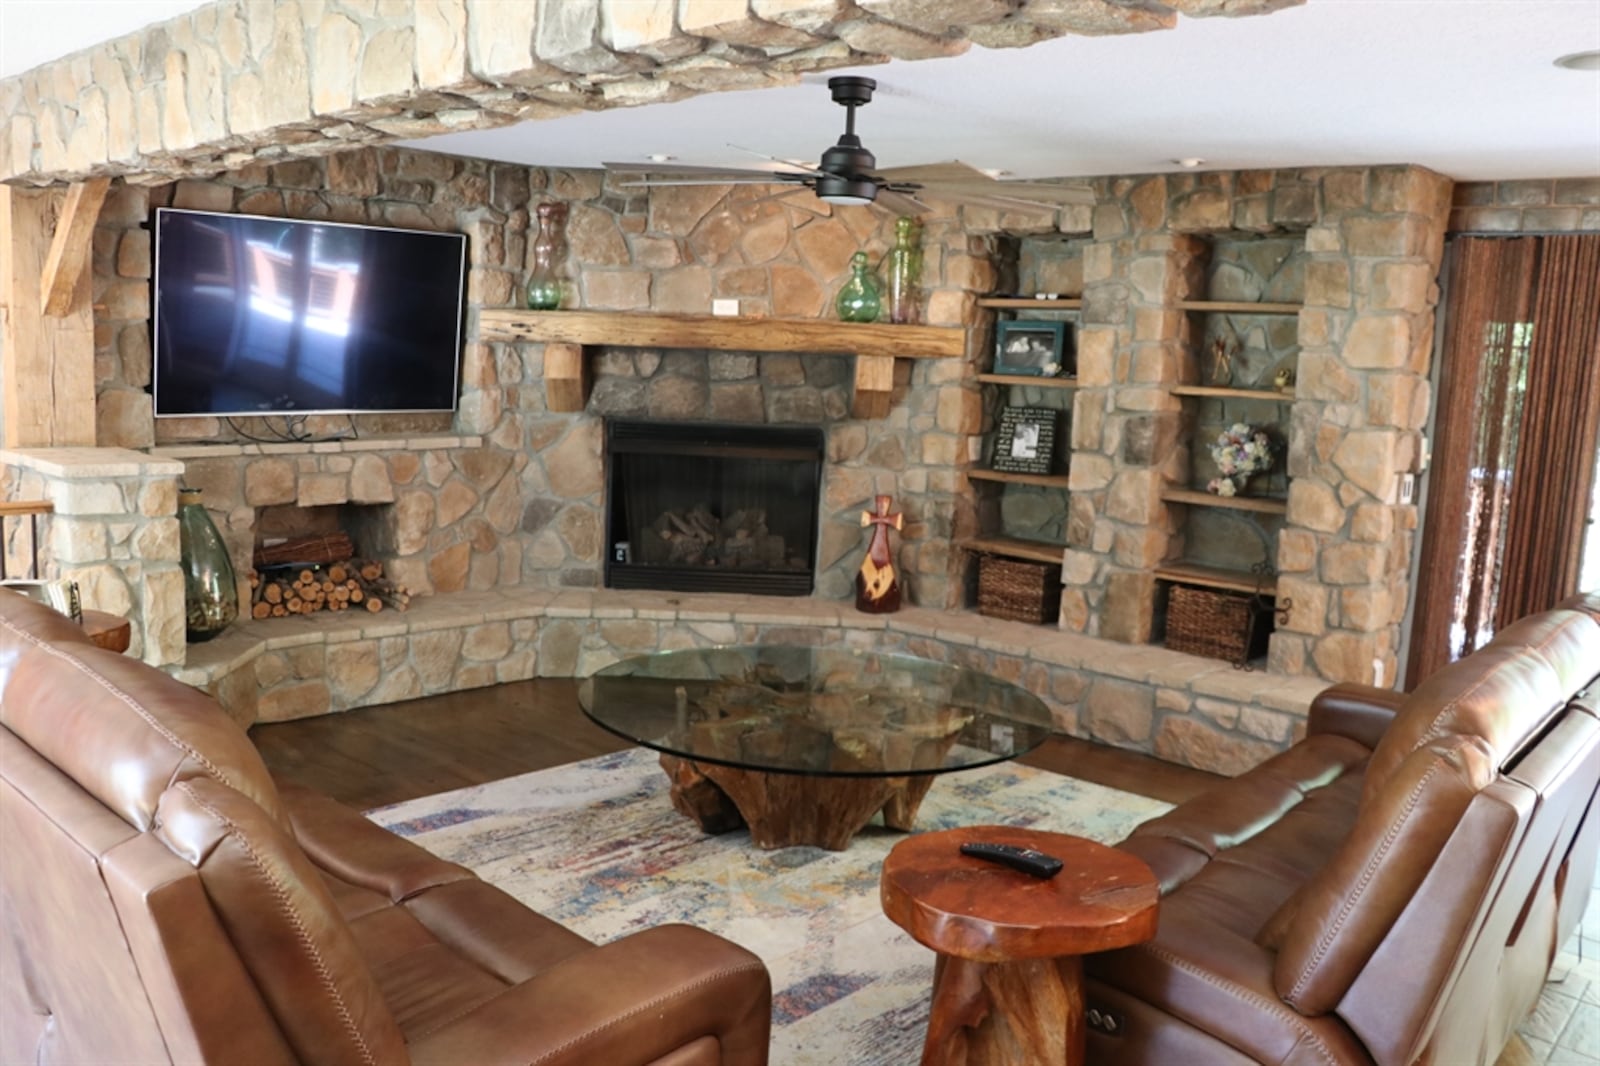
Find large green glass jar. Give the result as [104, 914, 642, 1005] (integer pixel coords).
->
[835, 251, 882, 323]
[177, 488, 238, 643]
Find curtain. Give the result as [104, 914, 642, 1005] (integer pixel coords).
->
[1406, 234, 1600, 687]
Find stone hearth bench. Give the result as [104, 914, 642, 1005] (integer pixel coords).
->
[174, 588, 1328, 776]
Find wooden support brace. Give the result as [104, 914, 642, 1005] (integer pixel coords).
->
[543, 342, 589, 413]
[852, 354, 895, 420]
[39, 178, 110, 317]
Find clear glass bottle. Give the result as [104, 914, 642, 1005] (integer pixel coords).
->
[177, 488, 238, 643]
[526, 201, 569, 310]
[835, 250, 882, 323]
[884, 216, 922, 324]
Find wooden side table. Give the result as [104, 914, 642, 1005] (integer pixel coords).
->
[881, 825, 1159, 1066]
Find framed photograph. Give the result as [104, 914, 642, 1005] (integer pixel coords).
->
[994, 320, 1072, 377]
[991, 406, 1059, 475]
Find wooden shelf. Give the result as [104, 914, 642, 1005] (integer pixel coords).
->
[477, 309, 964, 359]
[977, 297, 1083, 310]
[969, 469, 1072, 489]
[1161, 488, 1288, 515]
[1171, 385, 1295, 401]
[977, 373, 1081, 389]
[1154, 562, 1276, 596]
[1177, 300, 1301, 315]
[476, 308, 965, 419]
[959, 536, 1064, 565]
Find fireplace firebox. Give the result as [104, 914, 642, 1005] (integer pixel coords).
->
[604, 420, 825, 596]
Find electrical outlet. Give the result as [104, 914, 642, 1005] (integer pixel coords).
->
[1399, 473, 1416, 504]
[711, 299, 739, 316]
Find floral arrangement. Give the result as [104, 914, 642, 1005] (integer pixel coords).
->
[1207, 423, 1275, 497]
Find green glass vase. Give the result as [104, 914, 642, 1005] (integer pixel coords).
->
[884, 216, 922, 324]
[526, 201, 569, 310]
[835, 251, 882, 323]
[177, 488, 238, 643]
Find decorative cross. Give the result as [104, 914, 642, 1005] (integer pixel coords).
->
[857, 495, 904, 608]
[860, 495, 904, 547]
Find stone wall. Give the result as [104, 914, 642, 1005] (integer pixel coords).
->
[1056, 166, 1452, 688]
[1450, 178, 1600, 234]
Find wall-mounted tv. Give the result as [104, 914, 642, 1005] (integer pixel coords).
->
[152, 208, 467, 418]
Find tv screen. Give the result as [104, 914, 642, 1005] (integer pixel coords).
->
[152, 208, 466, 418]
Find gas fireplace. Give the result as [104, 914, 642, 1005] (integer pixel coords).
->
[603, 420, 825, 596]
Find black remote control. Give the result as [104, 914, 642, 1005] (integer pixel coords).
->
[959, 841, 1064, 879]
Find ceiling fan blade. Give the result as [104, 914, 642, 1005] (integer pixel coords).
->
[726, 145, 826, 176]
[917, 181, 1094, 206]
[875, 188, 931, 215]
[602, 161, 801, 179]
[746, 186, 833, 216]
[873, 161, 993, 184]
[616, 177, 815, 189]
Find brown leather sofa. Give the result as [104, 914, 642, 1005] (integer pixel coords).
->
[0, 589, 772, 1065]
[1084, 595, 1600, 1065]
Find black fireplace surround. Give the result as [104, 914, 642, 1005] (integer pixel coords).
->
[603, 420, 825, 596]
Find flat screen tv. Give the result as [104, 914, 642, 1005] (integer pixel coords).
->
[152, 208, 467, 418]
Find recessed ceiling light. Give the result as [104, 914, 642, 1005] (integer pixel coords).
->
[1173, 158, 1206, 169]
[1554, 50, 1600, 71]
[647, 153, 676, 163]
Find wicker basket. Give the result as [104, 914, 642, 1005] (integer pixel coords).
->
[1164, 584, 1273, 664]
[977, 556, 1062, 625]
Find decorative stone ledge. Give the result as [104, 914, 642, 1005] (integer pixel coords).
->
[184, 587, 1331, 776]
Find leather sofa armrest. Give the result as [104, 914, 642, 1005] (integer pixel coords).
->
[405, 924, 771, 1066]
[1306, 683, 1407, 750]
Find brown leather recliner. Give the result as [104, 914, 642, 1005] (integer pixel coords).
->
[1085, 600, 1600, 1066]
[0, 590, 772, 1065]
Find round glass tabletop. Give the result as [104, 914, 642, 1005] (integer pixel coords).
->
[578, 644, 1054, 778]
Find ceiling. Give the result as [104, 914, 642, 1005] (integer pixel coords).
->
[4, 0, 1598, 184]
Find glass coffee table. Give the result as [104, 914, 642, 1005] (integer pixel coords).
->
[578, 645, 1054, 850]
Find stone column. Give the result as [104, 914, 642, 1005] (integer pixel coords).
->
[1060, 177, 1193, 643]
[1270, 166, 1452, 684]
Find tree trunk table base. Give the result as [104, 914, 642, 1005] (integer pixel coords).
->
[881, 826, 1159, 1066]
[659, 754, 938, 850]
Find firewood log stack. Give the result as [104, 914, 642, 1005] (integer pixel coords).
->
[247, 555, 412, 619]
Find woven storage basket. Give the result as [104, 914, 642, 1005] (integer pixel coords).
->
[1164, 584, 1273, 664]
[977, 556, 1062, 624]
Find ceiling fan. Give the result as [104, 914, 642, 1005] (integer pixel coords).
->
[603, 76, 1094, 215]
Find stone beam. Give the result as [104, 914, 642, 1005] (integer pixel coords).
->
[0, 0, 1302, 188]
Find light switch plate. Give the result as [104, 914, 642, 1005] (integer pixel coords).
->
[711, 299, 739, 317]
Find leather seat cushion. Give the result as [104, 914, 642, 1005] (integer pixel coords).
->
[282, 784, 595, 1041]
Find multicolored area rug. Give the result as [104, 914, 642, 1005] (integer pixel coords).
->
[369, 748, 1172, 1066]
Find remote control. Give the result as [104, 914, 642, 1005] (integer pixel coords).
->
[959, 841, 1063, 879]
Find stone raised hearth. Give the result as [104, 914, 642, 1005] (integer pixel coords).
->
[177, 585, 1326, 777]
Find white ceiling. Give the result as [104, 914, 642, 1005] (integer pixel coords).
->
[5, 0, 1598, 183]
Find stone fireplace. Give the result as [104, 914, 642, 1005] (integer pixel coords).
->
[603, 419, 824, 596]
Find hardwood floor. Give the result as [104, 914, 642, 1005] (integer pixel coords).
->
[250, 678, 1220, 811]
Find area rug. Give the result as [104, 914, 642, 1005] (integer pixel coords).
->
[368, 748, 1172, 1066]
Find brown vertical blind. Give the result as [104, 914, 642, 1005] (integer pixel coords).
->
[1407, 234, 1600, 687]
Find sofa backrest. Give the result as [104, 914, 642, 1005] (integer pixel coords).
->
[0, 590, 408, 1065]
[1269, 606, 1600, 1065]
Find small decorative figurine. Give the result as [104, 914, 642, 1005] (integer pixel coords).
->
[855, 494, 903, 613]
[1207, 336, 1234, 386]
[1273, 366, 1296, 392]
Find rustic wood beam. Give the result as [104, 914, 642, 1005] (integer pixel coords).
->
[851, 354, 896, 420]
[39, 178, 110, 317]
[478, 309, 965, 359]
[543, 342, 588, 413]
[0, 184, 99, 448]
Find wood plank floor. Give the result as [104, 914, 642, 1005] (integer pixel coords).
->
[250, 678, 1221, 811]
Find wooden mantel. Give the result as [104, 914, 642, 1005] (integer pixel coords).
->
[477, 308, 966, 419]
